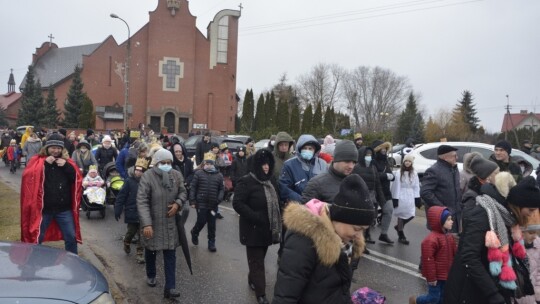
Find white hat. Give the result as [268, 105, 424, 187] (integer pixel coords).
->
[102, 135, 112, 143]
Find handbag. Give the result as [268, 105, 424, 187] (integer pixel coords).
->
[512, 255, 534, 299]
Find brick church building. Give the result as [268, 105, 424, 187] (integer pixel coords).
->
[21, 0, 240, 135]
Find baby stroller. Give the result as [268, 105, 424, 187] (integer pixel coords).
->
[102, 161, 124, 205]
[81, 185, 107, 219]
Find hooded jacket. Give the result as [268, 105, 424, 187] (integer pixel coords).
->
[233, 149, 279, 246]
[279, 135, 327, 202]
[231, 152, 249, 186]
[352, 147, 386, 207]
[273, 200, 362, 304]
[22, 137, 42, 164]
[420, 206, 457, 282]
[272, 132, 294, 179]
[371, 140, 394, 200]
[114, 168, 142, 224]
[171, 142, 195, 187]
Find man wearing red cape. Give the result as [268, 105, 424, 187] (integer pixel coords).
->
[20, 133, 83, 254]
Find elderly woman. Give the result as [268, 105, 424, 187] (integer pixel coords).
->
[273, 174, 375, 304]
[71, 140, 97, 176]
[137, 148, 187, 299]
[444, 173, 537, 304]
[233, 149, 280, 304]
[22, 132, 42, 165]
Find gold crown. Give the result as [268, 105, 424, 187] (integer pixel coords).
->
[354, 133, 363, 140]
[135, 157, 149, 170]
[89, 165, 98, 172]
[204, 152, 216, 162]
[219, 143, 228, 150]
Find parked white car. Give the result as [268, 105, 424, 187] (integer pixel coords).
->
[395, 141, 538, 179]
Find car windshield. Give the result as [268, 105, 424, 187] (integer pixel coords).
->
[184, 136, 200, 147]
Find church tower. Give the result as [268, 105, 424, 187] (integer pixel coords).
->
[7, 69, 15, 93]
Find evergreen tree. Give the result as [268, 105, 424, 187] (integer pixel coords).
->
[254, 94, 266, 132]
[276, 99, 290, 131]
[301, 104, 313, 134]
[312, 102, 323, 136]
[235, 114, 240, 133]
[64, 65, 85, 128]
[18, 66, 43, 126]
[78, 94, 95, 129]
[289, 102, 301, 137]
[265, 91, 277, 129]
[39, 86, 60, 128]
[240, 89, 254, 133]
[455, 90, 480, 134]
[335, 112, 351, 132]
[395, 92, 425, 143]
[323, 105, 334, 135]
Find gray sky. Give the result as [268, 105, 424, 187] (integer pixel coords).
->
[1, 0, 538, 133]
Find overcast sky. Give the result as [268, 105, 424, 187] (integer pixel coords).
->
[1, 0, 538, 133]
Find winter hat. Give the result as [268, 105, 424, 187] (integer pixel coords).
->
[152, 148, 173, 164]
[440, 209, 451, 226]
[333, 140, 358, 163]
[58, 128, 67, 136]
[210, 142, 219, 149]
[252, 148, 275, 181]
[371, 140, 391, 153]
[330, 174, 375, 226]
[237, 146, 246, 154]
[76, 140, 91, 150]
[507, 176, 540, 208]
[219, 142, 228, 151]
[87, 129, 94, 137]
[134, 158, 149, 171]
[469, 154, 499, 180]
[495, 140, 512, 155]
[275, 132, 294, 146]
[403, 154, 415, 163]
[45, 134, 65, 149]
[354, 133, 363, 141]
[101, 135, 112, 143]
[437, 145, 458, 155]
[246, 137, 254, 144]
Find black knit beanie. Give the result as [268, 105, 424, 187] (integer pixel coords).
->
[495, 140, 512, 155]
[330, 174, 375, 226]
[507, 176, 540, 208]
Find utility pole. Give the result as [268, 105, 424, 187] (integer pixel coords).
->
[505, 95, 520, 145]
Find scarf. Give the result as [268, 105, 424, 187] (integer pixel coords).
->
[153, 166, 172, 192]
[249, 172, 282, 243]
[476, 194, 527, 290]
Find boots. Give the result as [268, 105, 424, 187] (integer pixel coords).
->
[136, 247, 145, 264]
[378, 234, 394, 244]
[364, 229, 375, 244]
[123, 240, 131, 254]
[208, 239, 217, 252]
[191, 229, 199, 246]
[164, 289, 180, 299]
[257, 295, 269, 304]
[395, 225, 409, 245]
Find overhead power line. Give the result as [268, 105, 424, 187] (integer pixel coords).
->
[239, 0, 484, 37]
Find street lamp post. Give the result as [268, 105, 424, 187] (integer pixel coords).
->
[110, 13, 131, 131]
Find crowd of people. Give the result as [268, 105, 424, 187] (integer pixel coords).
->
[7, 124, 540, 303]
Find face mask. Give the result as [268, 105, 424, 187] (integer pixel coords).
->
[300, 150, 314, 160]
[364, 156, 372, 165]
[158, 164, 172, 172]
[80, 148, 88, 153]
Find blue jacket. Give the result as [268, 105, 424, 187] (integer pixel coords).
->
[279, 135, 327, 202]
[116, 145, 130, 179]
[114, 171, 140, 223]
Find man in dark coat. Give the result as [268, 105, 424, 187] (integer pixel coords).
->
[58, 128, 75, 156]
[195, 132, 213, 166]
[231, 146, 249, 188]
[421, 144, 462, 233]
[189, 152, 224, 252]
[489, 140, 523, 183]
[115, 158, 149, 263]
[301, 140, 358, 204]
[371, 139, 395, 244]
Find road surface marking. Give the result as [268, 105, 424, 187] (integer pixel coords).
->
[363, 253, 424, 279]
[368, 249, 421, 270]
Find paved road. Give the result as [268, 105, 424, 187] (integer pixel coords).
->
[1, 163, 429, 304]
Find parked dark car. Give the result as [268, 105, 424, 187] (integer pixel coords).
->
[0, 241, 114, 303]
[184, 135, 244, 159]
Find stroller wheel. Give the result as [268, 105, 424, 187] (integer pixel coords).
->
[100, 209, 106, 219]
[86, 211, 91, 219]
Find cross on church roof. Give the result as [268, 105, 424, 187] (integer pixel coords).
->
[239, 3, 243, 13]
[48, 33, 55, 46]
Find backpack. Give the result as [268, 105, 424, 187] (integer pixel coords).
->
[351, 287, 386, 304]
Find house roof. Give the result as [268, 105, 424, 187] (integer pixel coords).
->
[0, 91, 22, 109]
[501, 112, 540, 132]
[20, 43, 101, 90]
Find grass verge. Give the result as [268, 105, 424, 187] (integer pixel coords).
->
[0, 181, 20, 241]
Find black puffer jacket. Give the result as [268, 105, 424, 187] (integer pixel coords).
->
[352, 147, 386, 207]
[461, 176, 483, 211]
[189, 167, 224, 209]
[371, 141, 394, 200]
[231, 154, 249, 187]
[233, 149, 279, 247]
[95, 147, 118, 170]
[114, 172, 140, 223]
[301, 165, 346, 204]
[444, 186, 534, 303]
[273, 202, 362, 304]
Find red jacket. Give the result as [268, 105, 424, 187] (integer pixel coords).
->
[421, 206, 457, 282]
[7, 146, 16, 161]
[20, 155, 83, 244]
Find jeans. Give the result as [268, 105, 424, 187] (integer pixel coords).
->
[192, 208, 216, 240]
[416, 281, 445, 304]
[380, 200, 394, 234]
[145, 249, 176, 290]
[38, 210, 77, 254]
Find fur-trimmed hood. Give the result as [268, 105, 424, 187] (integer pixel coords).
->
[372, 140, 392, 153]
[283, 201, 364, 266]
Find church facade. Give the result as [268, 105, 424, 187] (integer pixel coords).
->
[25, 0, 240, 135]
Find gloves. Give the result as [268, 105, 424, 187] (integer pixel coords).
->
[415, 198, 422, 209]
[386, 173, 394, 181]
[392, 199, 399, 208]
